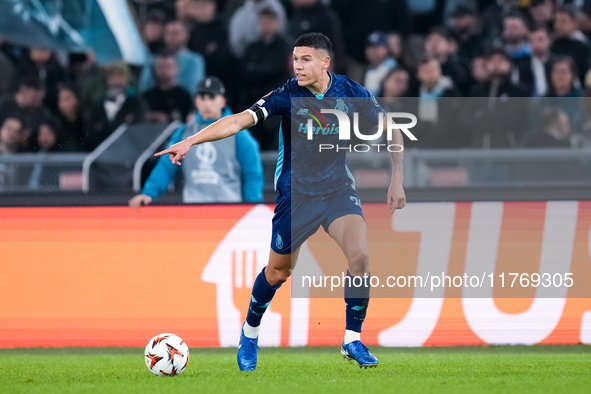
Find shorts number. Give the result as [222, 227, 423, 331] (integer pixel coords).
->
[350, 196, 361, 207]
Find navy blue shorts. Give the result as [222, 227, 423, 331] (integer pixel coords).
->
[271, 186, 364, 255]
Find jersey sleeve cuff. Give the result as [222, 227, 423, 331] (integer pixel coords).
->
[247, 106, 269, 125]
[246, 109, 258, 125]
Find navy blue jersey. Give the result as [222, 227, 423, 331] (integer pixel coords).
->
[248, 72, 386, 197]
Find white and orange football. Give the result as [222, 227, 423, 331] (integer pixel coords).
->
[144, 333, 190, 376]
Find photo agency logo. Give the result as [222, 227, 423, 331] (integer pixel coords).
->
[298, 98, 418, 152]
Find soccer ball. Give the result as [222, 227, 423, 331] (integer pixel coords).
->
[144, 333, 190, 376]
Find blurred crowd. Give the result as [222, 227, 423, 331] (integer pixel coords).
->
[2, 0, 591, 156]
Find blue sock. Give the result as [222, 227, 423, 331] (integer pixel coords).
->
[344, 270, 370, 333]
[245, 267, 281, 327]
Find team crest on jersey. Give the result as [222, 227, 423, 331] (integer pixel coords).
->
[335, 99, 348, 114]
[275, 234, 284, 250]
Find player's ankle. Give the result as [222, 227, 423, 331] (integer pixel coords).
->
[243, 321, 261, 339]
[344, 329, 361, 345]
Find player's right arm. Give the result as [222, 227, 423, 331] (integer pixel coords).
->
[156, 84, 285, 165]
[155, 111, 255, 165]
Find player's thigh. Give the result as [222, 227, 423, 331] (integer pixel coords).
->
[327, 214, 369, 272]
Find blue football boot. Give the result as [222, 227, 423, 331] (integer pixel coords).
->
[341, 340, 379, 368]
[237, 328, 258, 371]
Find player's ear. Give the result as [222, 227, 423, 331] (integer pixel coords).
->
[317, 48, 330, 68]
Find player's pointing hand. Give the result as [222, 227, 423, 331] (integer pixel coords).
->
[154, 140, 191, 165]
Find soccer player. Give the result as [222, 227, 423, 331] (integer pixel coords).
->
[155, 32, 407, 371]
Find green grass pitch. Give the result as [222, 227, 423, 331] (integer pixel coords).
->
[1, 345, 590, 393]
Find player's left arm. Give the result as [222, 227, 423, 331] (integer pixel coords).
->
[387, 128, 406, 215]
[358, 88, 406, 214]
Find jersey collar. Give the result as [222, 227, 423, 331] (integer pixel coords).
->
[307, 71, 333, 99]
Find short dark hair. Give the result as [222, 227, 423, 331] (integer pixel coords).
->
[294, 32, 332, 55]
[552, 55, 578, 77]
[531, 0, 550, 7]
[387, 67, 409, 77]
[427, 26, 451, 41]
[57, 82, 81, 99]
[379, 67, 409, 96]
[155, 48, 178, 60]
[556, 5, 577, 20]
[56, 82, 83, 116]
[485, 47, 512, 63]
[504, 10, 530, 28]
[165, 19, 189, 32]
[146, 9, 167, 24]
[530, 24, 550, 36]
[472, 50, 487, 60]
[19, 75, 43, 91]
[418, 56, 439, 68]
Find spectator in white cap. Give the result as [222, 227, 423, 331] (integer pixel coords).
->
[130, 76, 264, 207]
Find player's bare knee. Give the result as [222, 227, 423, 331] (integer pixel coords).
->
[347, 248, 370, 275]
[276, 267, 292, 283]
[267, 266, 292, 286]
